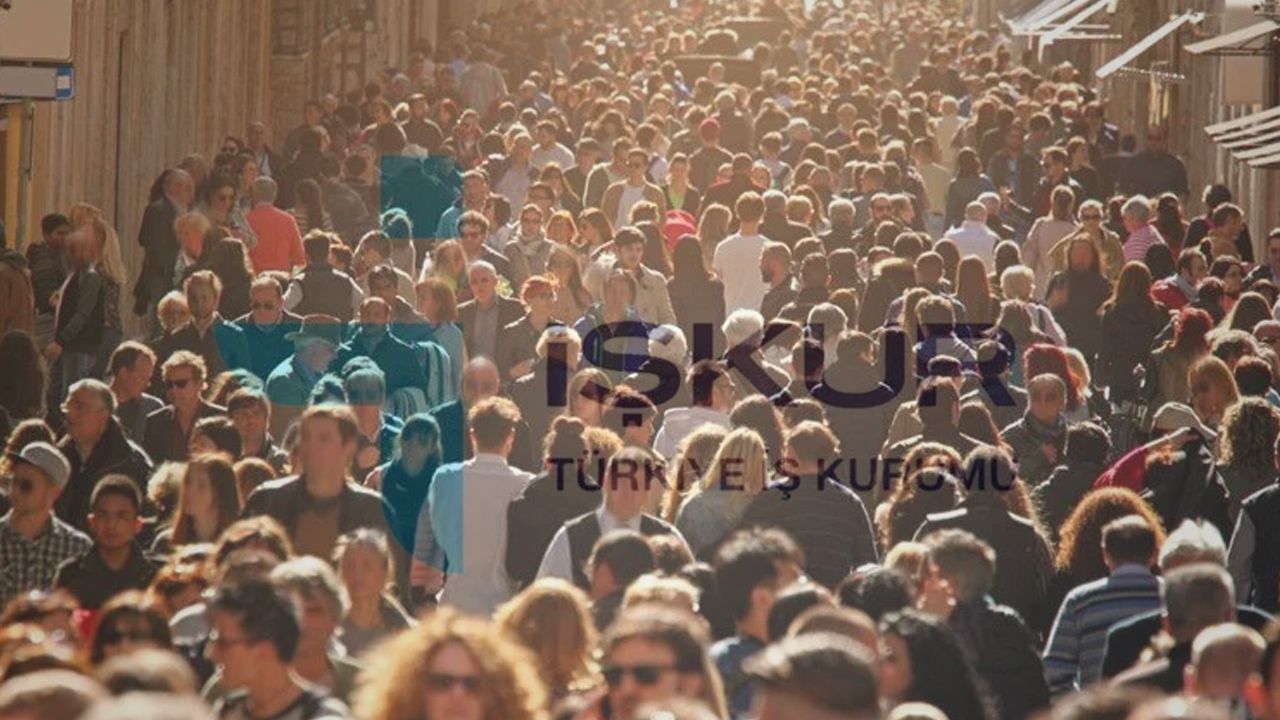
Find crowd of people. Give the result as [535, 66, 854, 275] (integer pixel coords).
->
[3, 0, 1280, 718]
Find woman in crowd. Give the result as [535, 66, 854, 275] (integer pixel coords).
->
[954, 255, 998, 327]
[151, 454, 242, 555]
[1147, 308, 1213, 414]
[663, 153, 702, 219]
[878, 609, 996, 720]
[77, 212, 127, 375]
[416, 277, 466, 395]
[1189, 355, 1240, 431]
[1044, 235, 1111, 369]
[496, 275, 563, 384]
[661, 425, 729, 524]
[676, 427, 769, 556]
[495, 579, 600, 705]
[1023, 186, 1080, 296]
[547, 246, 594, 324]
[696, 203, 732, 270]
[1216, 398, 1280, 522]
[945, 148, 996, 229]
[1097, 263, 1168, 403]
[667, 235, 727, 355]
[1153, 193, 1188, 256]
[1051, 488, 1166, 606]
[89, 591, 173, 666]
[1210, 255, 1246, 314]
[355, 608, 549, 720]
[368, 414, 442, 558]
[334, 529, 414, 658]
[291, 178, 334, 235]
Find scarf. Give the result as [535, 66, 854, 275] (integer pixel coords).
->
[513, 232, 546, 259]
[1023, 410, 1068, 444]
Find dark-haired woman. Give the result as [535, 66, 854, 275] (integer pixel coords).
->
[368, 413, 443, 559]
[667, 235, 727, 354]
[879, 609, 996, 720]
[1097, 262, 1168, 402]
[1045, 235, 1112, 369]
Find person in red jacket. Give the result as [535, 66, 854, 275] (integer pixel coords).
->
[1151, 247, 1207, 312]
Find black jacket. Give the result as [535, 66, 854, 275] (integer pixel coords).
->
[667, 276, 726, 356]
[234, 311, 304, 382]
[1098, 301, 1168, 402]
[949, 598, 1051, 720]
[142, 401, 227, 464]
[132, 198, 180, 312]
[915, 499, 1055, 635]
[56, 420, 154, 531]
[738, 474, 879, 588]
[1140, 438, 1231, 540]
[1100, 604, 1271, 678]
[505, 470, 605, 590]
[241, 476, 389, 551]
[457, 296, 524, 359]
[53, 543, 161, 610]
[1031, 460, 1107, 543]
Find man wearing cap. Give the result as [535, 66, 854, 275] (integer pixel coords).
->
[0, 442, 90, 609]
[265, 314, 343, 440]
[689, 119, 732, 196]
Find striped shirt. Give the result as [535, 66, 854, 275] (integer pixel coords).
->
[1122, 223, 1165, 262]
[1042, 564, 1162, 695]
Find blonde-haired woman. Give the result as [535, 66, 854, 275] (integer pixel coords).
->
[495, 579, 599, 705]
[72, 206, 126, 372]
[355, 608, 549, 720]
[675, 427, 769, 556]
[1189, 355, 1240, 431]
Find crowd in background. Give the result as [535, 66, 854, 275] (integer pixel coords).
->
[4, 0, 1280, 718]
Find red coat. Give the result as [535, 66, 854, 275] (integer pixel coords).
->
[1150, 278, 1189, 312]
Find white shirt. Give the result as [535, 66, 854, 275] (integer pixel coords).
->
[918, 162, 951, 214]
[713, 232, 769, 314]
[652, 406, 731, 461]
[536, 506, 689, 583]
[616, 183, 648, 228]
[531, 143, 575, 172]
[944, 220, 1001, 272]
[422, 454, 534, 616]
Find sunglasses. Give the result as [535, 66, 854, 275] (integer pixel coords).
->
[216, 192, 235, 202]
[603, 664, 676, 687]
[250, 302, 279, 311]
[1080, 213, 1102, 221]
[166, 378, 194, 390]
[521, 216, 541, 224]
[872, 204, 891, 212]
[425, 672, 481, 693]
[11, 478, 36, 494]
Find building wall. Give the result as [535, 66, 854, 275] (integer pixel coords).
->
[15, 0, 441, 336]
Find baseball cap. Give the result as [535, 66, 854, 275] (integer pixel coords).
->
[7, 442, 71, 489]
[1150, 402, 1216, 442]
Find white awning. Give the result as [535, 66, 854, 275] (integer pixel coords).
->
[1221, 126, 1280, 150]
[1247, 148, 1280, 167]
[1185, 19, 1280, 55]
[1204, 105, 1280, 135]
[1042, 0, 1112, 46]
[1232, 139, 1280, 159]
[1096, 12, 1204, 79]
[1213, 114, 1280, 142]
[1009, 0, 1089, 33]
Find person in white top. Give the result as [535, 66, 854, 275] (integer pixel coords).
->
[417, 396, 534, 616]
[652, 360, 735, 460]
[913, 137, 952, 239]
[530, 119, 574, 171]
[537, 447, 688, 584]
[1022, 186, 1079, 300]
[713, 192, 771, 315]
[944, 202, 1001, 272]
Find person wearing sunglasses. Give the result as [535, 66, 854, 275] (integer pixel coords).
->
[580, 606, 727, 720]
[0, 442, 90, 610]
[602, 149, 667, 231]
[55, 379, 153, 532]
[142, 350, 225, 464]
[355, 608, 546, 720]
[206, 575, 351, 720]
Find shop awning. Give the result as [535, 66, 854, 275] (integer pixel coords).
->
[1096, 11, 1204, 79]
[1232, 139, 1280, 159]
[1213, 115, 1280, 144]
[1185, 19, 1279, 55]
[1221, 126, 1280, 150]
[1008, 0, 1089, 34]
[1204, 105, 1280, 135]
[1041, 0, 1112, 46]
[1246, 148, 1280, 167]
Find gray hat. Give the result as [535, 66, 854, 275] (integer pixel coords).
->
[7, 442, 71, 488]
[1150, 402, 1217, 442]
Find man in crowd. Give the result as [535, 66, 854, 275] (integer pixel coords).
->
[133, 169, 193, 320]
[236, 275, 303, 383]
[457, 261, 524, 361]
[107, 341, 162, 443]
[241, 404, 387, 560]
[166, 270, 252, 378]
[226, 388, 289, 475]
[53, 475, 160, 610]
[1152, 248, 1208, 311]
[0, 442, 90, 608]
[55, 379, 153, 530]
[284, 232, 364, 322]
[714, 192, 770, 315]
[536, 446, 685, 589]
[417, 397, 533, 615]
[245, 177, 306, 273]
[143, 351, 225, 464]
[265, 314, 342, 439]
